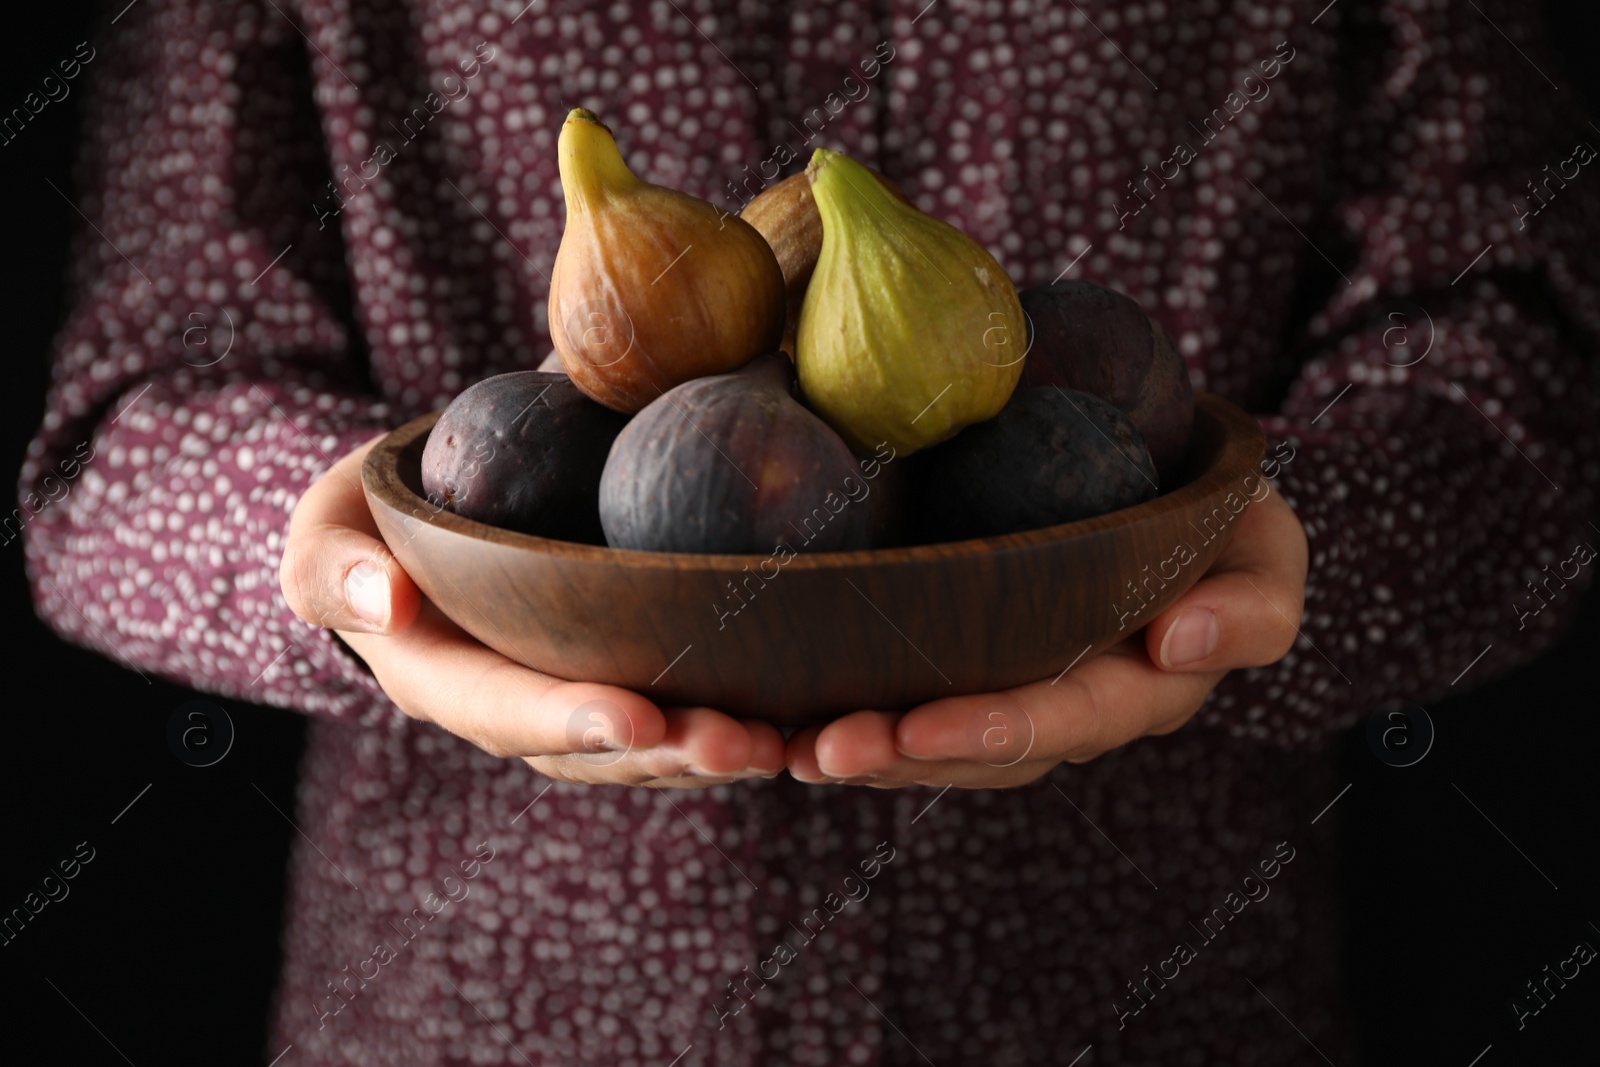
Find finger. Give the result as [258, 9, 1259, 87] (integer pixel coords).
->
[813, 711, 902, 779]
[787, 712, 1055, 788]
[281, 435, 422, 635]
[788, 721, 909, 786]
[742, 718, 788, 776]
[895, 649, 1225, 766]
[341, 604, 668, 757]
[1145, 485, 1308, 672]
[536, 706, 786, 785]
[785, 724, 835, 783]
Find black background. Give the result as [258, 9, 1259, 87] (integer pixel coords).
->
[2, 3, 1596, 1064]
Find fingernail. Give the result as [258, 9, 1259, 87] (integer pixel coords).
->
[685, 764, 762, 779]
[346, 560, 390, 627]
[1161, 608, 1218, 667]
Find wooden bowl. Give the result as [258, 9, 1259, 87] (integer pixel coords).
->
[363, 393, 1264, 724]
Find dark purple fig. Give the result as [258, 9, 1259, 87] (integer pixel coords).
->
[861, 446, 918, 549]
[421, 371, 629, 544]
[1019, 280, 1193, 480]
[918, 387, 1158, 541]
[599, 353, 871, 553]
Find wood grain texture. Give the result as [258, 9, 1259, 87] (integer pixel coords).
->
[364, 392, 1265, 723]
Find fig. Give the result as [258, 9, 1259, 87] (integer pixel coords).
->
[917, 387, 1158, 542]
[1019, 280, 1194, 480]
[740, 168, 908, 358]
[548, 108, 787, 413]
[861, 448, 918, 549]
[599, 353, 871, 554]
[421, 371, 628, 544]
[796, 149, 1026, 456]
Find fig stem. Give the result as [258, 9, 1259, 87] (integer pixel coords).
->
[558, 108, 641, 213]
[736, 351, 795, 392]
[807, 149, 902, 235]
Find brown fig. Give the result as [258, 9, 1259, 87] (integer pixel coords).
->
[549, 109, 787, 412]
[740, 168, 908, 357]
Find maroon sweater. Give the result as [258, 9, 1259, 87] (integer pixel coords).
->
[19, 1, 1597, 1063]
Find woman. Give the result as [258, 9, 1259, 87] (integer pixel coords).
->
[22, 0, 1596, 1063]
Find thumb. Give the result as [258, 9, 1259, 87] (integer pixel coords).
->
[1145, 486, 1308, 672]
[280, 436, 422, 634]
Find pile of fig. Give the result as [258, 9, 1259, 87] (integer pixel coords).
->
[421, 108, 1195, 553]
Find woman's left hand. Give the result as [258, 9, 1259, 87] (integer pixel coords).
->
[785, 484, 1309, 788]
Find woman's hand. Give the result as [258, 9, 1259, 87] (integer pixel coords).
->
[785, 485, 1309, 787]
[279, 437, 785, 787]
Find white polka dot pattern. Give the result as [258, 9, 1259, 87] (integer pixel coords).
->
[16, 0, 1597, 1063]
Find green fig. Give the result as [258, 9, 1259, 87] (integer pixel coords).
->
[795, 149, 1026, 455]
[739, 167, 910, 358]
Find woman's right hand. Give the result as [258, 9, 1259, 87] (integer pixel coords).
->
[279, 436, 786, 787]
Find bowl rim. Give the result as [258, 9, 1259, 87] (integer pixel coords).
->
[364, 390, 1266, 571]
